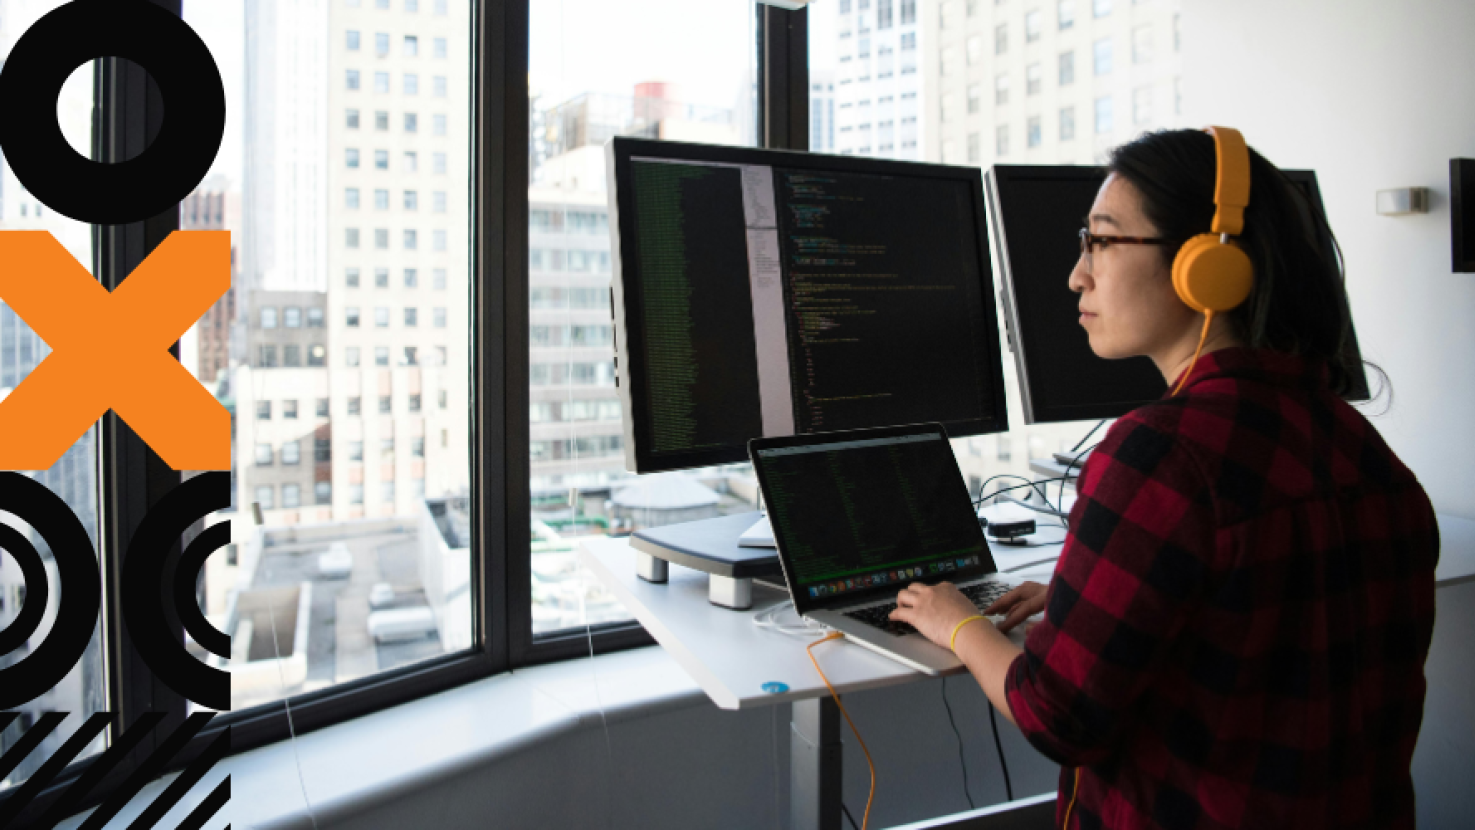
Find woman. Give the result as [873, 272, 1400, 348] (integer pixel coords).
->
[889, 129, 1440, 828]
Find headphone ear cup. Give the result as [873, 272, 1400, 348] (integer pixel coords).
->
[1172, 234, 1254, 313]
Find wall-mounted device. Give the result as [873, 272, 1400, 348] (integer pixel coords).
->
[1453, 159, 1475, 273]
[1375, 187, 1430, 216]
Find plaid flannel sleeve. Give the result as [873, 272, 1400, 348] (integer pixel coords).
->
[1004, 410, 1215, 767]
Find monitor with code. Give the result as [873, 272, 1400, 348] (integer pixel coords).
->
[607, 137, 1010, 473]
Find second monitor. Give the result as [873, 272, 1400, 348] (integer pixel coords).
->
[608, 138, 1010, 474]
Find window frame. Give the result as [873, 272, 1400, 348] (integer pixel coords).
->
[1, 2, 798, 820]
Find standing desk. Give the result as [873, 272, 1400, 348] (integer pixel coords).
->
[579, 537, 1061, 830]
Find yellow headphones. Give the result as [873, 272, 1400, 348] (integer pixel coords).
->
[1169, 126, 1254, 395]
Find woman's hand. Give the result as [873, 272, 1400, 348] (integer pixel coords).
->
[889, 582, 986, 651]
[984, 581, 1048, 633]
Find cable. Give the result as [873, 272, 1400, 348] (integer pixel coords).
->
[987, 702, 1014, 803]
[972, 474, 1062, 508]
[807, 632, 875, 830]
[1001, 556, 1064, 573]
[1070, 419, 1107, 453]
[842, 803, 861, 830]
[940, 677, 976, 810]
[753, 600, 831, 639]
[1056, 441, 1101, 530]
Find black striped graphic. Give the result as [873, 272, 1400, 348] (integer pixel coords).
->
[0, 711, 230, 829]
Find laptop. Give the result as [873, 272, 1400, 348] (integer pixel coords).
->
[749, 423, 1025, 675]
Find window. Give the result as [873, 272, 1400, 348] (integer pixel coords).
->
[1132, 24, 1152, 64]
[284, 307, 302, 328]
[434, 268, 447, 289]
[1059, 51, 1075, 86]
[317, 398, 330, 417]
[346, 307, 361, 327]
[309, 344, 327, 367]
[374, 71, 390, 93]
[405, 112, 418, 133]
[375, 149, 389, 169]
[1133, 86, 1153, 124]
[433, 75, 447, 97]
[1025, 10, 1042, 42]
[347, 29, 361, 50]
[433, 36, 447, 58]
[405, 190, 419, 210]
[382, 482, 396, 503]
[1027, 116, 1042, 148]
[1094, 0, 1112, 16]
[376, 267, 391, 288]
[375, 346, 390, 366]
[315, 481, 332, 504]
[259, 307, 277, 328]
[995, 74, 1009, 105]
[432, 152, 445, 174]
[433, 230, 447, 251]
[376, 110, 390, 131]
[407, 0, 419, 11]
[405, 307, 419, 327]
[284, 345, 302, 367]
[433, 191, 447, 212]
[404, 35, 419, 57]
[350, 441, 365, 462]
[375, 307, 390, 327]
[996, 124, 1010, 156]
[438, 389, 448, 409]
[347, 267, 361, 287]
[375, 189, 390, 210]
[402, 346, 419, 366]
[966, 132, 980, 165]
[260, 344, 277, 367]
[994, 23, 1008, 55]
[965, 35, 983, 67]
[966, 83, 982, 115]
[405, 268, 419, 287]
[346, 228, 361, 249]
[255, 485, 275, 510]
[346, 187, 361, 209]
[380, 395, 393, 413]
[1059, 0, 1075, 29]
[409, 151, 423, 172]
[1094, 37, 1112, 76]
[877, 0, 892, 29]
[433, 114, 447, 136]
[282, 485, 301, 509]
[350, 484, 365, 505]
[347, 148, 360, 168]
[375, 228, 390, 249]
[346, 69, 360, 90]
[257, 401, 272, 420]
[255, 443, 274, 465]
[1095, 95, 1114, 134]
[901, 0, 915, 25]
[409, 394, 422, 413]
[381, 437, 396, 458]
[309, 308, 325, 327]
[1027, 63, 1042, 96]
[347, 108, 360, 129]
[404, 229, 418, 250]
[375, 32, 390, 56]
[346, 346, 361, 367]
[413, 437, 426, 458]
[282, 441, 301, 465]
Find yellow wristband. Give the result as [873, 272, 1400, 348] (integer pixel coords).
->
[949, 615, 987, 652]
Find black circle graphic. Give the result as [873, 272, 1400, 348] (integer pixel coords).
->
[0, 473, 101, 711]
[0, 0, 226, 225]
[175, 520, 231, 660]
[0, 524, 50, 657]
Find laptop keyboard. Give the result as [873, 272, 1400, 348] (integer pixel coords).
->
[844, 581, 1014, 637]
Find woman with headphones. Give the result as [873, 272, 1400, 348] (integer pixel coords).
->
[889, 128, 1440, 828]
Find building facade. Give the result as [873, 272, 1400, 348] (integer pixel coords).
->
[833, 0, 926, 159]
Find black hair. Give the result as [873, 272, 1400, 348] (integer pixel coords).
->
[1106, 129, 1389, 407]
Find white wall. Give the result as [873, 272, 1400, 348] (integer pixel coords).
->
[1182, 0, 1475, 520]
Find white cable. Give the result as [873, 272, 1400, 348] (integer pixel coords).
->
[751, 600, 832, 640]
[263, 572, 320, 830]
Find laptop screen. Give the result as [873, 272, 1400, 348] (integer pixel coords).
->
[751, 425, 1001, 615]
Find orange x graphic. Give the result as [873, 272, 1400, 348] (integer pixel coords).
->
[0, 231, 230, 471]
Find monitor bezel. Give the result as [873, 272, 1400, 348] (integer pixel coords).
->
[608, 136, 1011, 474]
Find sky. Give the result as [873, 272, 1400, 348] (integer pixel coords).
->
[184, 0, 246, 188]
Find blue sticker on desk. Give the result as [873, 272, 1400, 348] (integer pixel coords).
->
[761, 682, 789, 695]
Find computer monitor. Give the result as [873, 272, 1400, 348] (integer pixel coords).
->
[984, 165, 1370, 425]
[608, 137, 1010, 474]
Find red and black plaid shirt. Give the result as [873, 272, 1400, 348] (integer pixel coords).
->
[1005, 347, 1440, 829]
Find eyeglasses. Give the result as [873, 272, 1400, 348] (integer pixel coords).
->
[1078, 228, 1171, 274]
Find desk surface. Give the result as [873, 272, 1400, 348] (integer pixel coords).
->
[580, 538, 1034, 711]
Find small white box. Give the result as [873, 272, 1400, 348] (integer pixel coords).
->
[1376, 187, 1430, 215]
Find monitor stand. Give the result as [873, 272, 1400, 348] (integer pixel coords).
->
[630, 511, 782, 610]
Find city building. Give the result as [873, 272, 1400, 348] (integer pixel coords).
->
[810, 69, 837, 153]
[181, 176, 242, 386]
[832, 0, 926, 159]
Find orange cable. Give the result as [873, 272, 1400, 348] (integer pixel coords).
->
[1061, 767, 1081, 828]
[806, 632, 876, 830]
[1171, 310, 1214, 396]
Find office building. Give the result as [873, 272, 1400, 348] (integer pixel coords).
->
[810, 69, 837, 153]
[832, 0, 926, 159]
[181, 176, 242, 386]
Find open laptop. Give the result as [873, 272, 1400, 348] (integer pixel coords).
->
[749, 423, 1025, 675]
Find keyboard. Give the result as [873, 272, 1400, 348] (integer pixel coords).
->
[844, 581, 1014, 637]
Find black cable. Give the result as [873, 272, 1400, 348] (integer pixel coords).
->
[1056, 441, 1102, 531]
[1070, 419, 1108, 453]
[842, 802, 860, 830]
[940, 677, 976, 810]
[987, 702, 1014, 803]
[972, 475, 1069, 508]
[1002, 556, 1065, 573]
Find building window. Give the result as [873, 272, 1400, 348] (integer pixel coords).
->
[316, 398, 330, 418]
[1095, 96, 1113, 134]
[375, 307, 390, 327]
[433, 114, 447, 136]
[404, 268, 418, 287]
[434, 307, 447, 328]
[381, 437, 395, 459]
[412, 437, 426, 458]
[254, 443, 273, 466]
[404, 307, 418, 327]
[432, 152, 445, 174]
[347, 148, 361, 169]
[375, 267, 390, 288]
[877, 0, 893, 29]
[376, 110, 390, 131]
[346, 346, 361, 367]
[375, 189, 390, 210]
[995, 74, 1009, 106]
[375, 32, 390, 56]
[346, 228, 361, 249]
[402, 346, 418, 366]
[1059, 51, 1075, 86]
[1027, 63, 1042, 96]
[284, 345, 301, 367]
[346, 187, 361, 209]
[409, 394, 422, 413]
[374, 71, 390, 93]
[260, 307, 278, 329]
[1094, 37, 1112, 76]
[405, 112, 418, 133]
[375, 228, 389, 249]
[315, 481, 332, 505]
[404, 35, 419, 57]
[433, 268, 447, 289]
[409, 151, 422, 172]
[308, 308, 325, 327]
[346, 307, 361, 327]
[1059, 0, 1075, 29]
[996, 124, 1010, 156]
[901, 0, 915, 25]
[1133, 86, 1152, 124]
[255, 485, 274, 510]
[375, 149, 389, 170]
[994, 23, 1008, 55]
[966, 132, 980, 165]
[350, 441, 364, 462]
[433, 229, 447, 251]
[284, 307, 302, 328]
[1027, 116, 1042, 148]
[346, 69, 360, 90]
[901, 32, 916, 50]
[256, 401, 271, 420]
[433, 191, 447, 212]
[282, 441, 301, 465]
[379, 395, 393, 413]
[433, 36, 447, 59]
[375, 346, 389, 366]
[347, 108, 360, 129]
[346, 267, 361, 287]
[965, 35, 983, 67]
[404, 190, 419, 211]
[347, 30, 360, 50]
[350, 484, 365, 505]
[438, 389, 448, 409]
[348, 396, 362, 415]
[381, 482, 396, 503]
[259, 345, 277, 368]
[966, 83, 982, 115]
[404, 229, 418, 249]
[309, 344, 326, 367]
[1025, 10, 1042, 42]
[433, 75, 447, 97]
[1132, 24, 1152, 64]
[1094, 0, 1111, 17]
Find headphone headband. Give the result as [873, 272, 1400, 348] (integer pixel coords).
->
[1206, 126, 1251, 236]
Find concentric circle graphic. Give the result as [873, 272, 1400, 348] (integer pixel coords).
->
[0, 472, 101, 710]
[0, 0, 226, 225]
